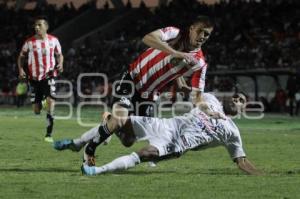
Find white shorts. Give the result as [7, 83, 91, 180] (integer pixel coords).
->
[130, 116, 191, 157]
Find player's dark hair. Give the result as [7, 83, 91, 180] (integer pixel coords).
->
[168, 15, 214, 51]
[34, 16, 49, 28]
[223, 92, 247, 115]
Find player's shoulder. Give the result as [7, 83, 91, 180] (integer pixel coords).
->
[47, 34, 59, 41]
[194, 48, 205, 58]
[24, 35, 36, 43]
[203, 92, 218, 101]
[160, 26, 180, 33]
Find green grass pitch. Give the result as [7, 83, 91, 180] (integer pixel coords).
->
[0, 106, 299, 199]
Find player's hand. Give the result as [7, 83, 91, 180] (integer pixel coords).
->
[56, 64, 63, 73]
[184, 53, 198, 66]
[18, 70, 26, 80]
[172, 52, 198, 66]
[208, 111, 227, 120]
[181, 85, 192, 92]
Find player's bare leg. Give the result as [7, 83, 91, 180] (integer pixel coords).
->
[82, 142, 185, 175]
[33, 103, 41, 114]
[83, 104, 129, 165]
[44, 96, 55, 142]
[53, 111, 112, 152]
[82, 145, 160, 175]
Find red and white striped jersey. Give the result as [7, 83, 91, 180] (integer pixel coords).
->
[129, 27, 207, 99]
[21, 34, 62, 81]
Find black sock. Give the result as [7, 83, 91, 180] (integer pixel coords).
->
[85, 124, 112, 156]
[46, 113, 54, 137]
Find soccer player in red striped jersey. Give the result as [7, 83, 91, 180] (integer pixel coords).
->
[17, 16, 64, 143]
[54, 16, 220, 164]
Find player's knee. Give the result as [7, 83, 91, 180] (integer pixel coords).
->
[112, 104, 129, 119]
[106, 116, 121, 132]
[107, 114, 128, 131]
[121, 136, 135, 147]
[33, 108, 41, 114]
[137, 146, 159, 162]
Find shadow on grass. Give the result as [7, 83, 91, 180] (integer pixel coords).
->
[101, 168, 300, 176]
[104, 168, 242, 176]
[1, 167, 298, 176]
[0, 167, 78, 173]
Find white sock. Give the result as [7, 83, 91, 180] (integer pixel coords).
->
[95, 152, 140, 174]
[73, 125, 100, 148]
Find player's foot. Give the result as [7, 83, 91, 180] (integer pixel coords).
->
[83, 144, 96, 166]
[53, 139, 81, 152]
[83, 153, 96, 166]
[44, 136, 54, 143]
[81, 164, 96, 176]
[148, 161, 157, 167]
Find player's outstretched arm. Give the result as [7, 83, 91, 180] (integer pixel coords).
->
[56, 53, 64, 73]
[236, 157, 263, 175]
[142, 30, 190, 60]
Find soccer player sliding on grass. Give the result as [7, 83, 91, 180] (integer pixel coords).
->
[80, 92, 262, 175]
[54, 15, 217, 165]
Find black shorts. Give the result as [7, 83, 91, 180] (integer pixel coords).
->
[112, 71, 154, 117]
[29, 78, 56, 104]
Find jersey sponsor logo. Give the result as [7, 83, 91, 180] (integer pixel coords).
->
[180, 135, 190, 147]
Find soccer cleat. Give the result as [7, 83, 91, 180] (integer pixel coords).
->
[44, 136, 54, 143]
[148, 161, 157, 167]
[53, 139, 81, 152]
[81, 164, 96, 176]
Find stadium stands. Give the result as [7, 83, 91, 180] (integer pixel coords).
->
[0, 0, 299, 112]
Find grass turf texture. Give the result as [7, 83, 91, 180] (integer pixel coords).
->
[0, 106, 299, 199]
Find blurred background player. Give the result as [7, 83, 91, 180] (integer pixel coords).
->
[54, 15, 216, 162]
[17, 16, 64, 142]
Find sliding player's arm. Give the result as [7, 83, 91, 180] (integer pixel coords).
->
[235, 157, 263, 175]
[191, 65, 225, 119]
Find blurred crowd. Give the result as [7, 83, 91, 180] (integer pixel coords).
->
[0, 0, 300, 114]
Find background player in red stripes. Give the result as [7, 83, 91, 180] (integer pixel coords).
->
[54, 15, 219, 163]
[17, 16, 64, 143]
